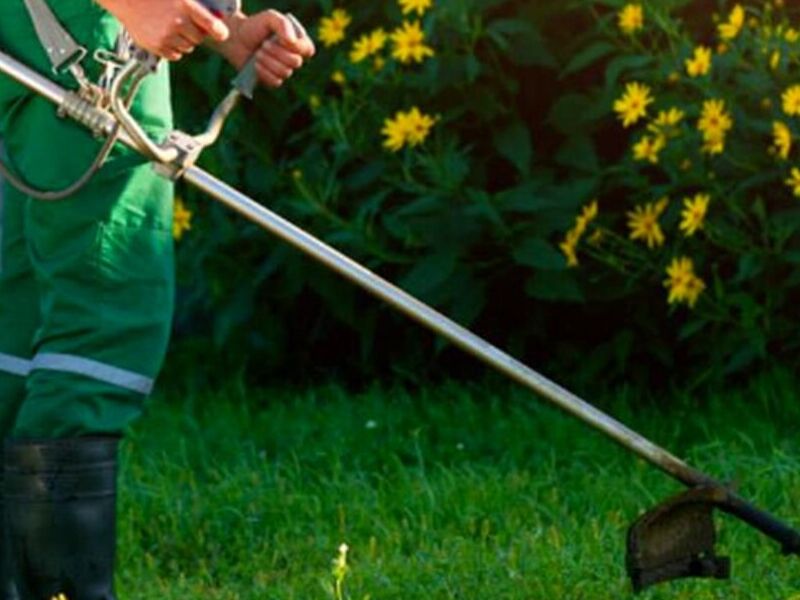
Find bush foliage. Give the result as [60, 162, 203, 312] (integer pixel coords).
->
[170, 0, 800, 385]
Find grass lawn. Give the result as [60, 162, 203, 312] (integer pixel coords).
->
[117, 372, 800, 599]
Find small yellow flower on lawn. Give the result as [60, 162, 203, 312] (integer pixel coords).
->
[614, 82, 654, 128]
[390, 21, 435, 64]
[718, 4, 745, 40]
[633, 135, 666, 164]
[398, 0, 433, 17]
[770, 50, 781, 70]
[173, 198, 192, 241]
[686, 46, 712, 77]
[773, 121, 792, 159]
[786, 28, 799, 43]
[786, 167, 800, 197]
[618, 4, 644, 35]
[331, 70, 346, 85]
[381, 107, 436, 152]
[664, 257, 705, 308]
[350, 29, 387, 63]
[627, 197, 668, 249]
[680, 194, 710, 237]
[782, 85, 800, 116]
[318, 9, 351, 47]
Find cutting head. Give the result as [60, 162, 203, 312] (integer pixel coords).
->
[627, 486, 731, 593]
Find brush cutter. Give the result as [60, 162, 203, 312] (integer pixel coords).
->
[0, 2, 797, 592]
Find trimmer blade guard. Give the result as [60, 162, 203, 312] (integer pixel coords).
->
[627, 486, 731, 593]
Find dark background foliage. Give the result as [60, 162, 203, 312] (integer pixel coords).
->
[165, 0, 800, 390]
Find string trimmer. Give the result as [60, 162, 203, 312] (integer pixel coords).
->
[0, 0, 797, 592]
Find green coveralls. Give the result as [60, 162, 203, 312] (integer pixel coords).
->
[0, 2, 175, 439]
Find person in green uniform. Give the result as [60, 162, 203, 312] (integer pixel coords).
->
[0, 1, 315, 597]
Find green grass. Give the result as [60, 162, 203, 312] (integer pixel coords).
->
[117, 372, 800, 599]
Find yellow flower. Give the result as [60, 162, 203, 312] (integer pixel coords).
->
[613, 82, 654, 128]
[331, 70, 346, 85]
[405, 107, 437, 146]
[398, 0, 433, 17]
[664, 257, 705, 308]
[173, 198, 192, 241]
[782, 85, 800, 116]
[773, 121, 792, 160]
[786, 167, 800, 197]
[559, 200, 599, 267]
[718, 4, 745, 40]
[618, 4, 644, 35]
[680, 193, 710, 236]
[770, 50, 781, 70]
[648, 108, 685, 137]
[698, 99, 733, 137]
[684, 275, 706, 308]
[390, 21, 435, 64]
[627, 197, 668, 249]
[685, 46, 712, 77]
[318, 8, 351, 48]
[697, 99, 733, 154]
[559, 229, 580, 268]
[580, 199, 599, 223]
[786, 28, 799, 43]
[349, 29, 387, 63]
[633, 135, 666, 164]
[309, 94, 321, 110]
[381, 107, 436, 152]
[702, 131, 726, 155]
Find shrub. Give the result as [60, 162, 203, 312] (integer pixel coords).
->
[169, 0, 800, 386]
[560, 0, 800, 377]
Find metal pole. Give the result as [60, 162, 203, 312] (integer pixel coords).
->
[0, 47, 711, 487]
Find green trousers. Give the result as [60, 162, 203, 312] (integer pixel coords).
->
[0, 3, 175, 438]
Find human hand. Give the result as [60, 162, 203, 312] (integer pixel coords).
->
[97, 0, 230, 61]
[220, 10, 316, 88]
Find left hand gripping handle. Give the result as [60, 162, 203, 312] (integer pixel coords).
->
[232, 13, 306, 99]
[198, 1, 306, 100]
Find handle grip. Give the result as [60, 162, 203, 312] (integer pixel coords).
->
[198, 0, 241, 18]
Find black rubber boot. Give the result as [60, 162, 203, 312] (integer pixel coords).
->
[4, 437, 119, 600]
[0, 474, 19, 600]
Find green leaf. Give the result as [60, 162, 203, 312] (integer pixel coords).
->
[401, 251, 458, 296]
[486, 19, 557, 69]
[548, 93, 597, 135]
[562, 41, 616, 77]
[512, 238, 567, 270]
[555, 135, 599, 173]
[525, 271, 584, 302]
[493, 121, 533, 176]
[604, 54, 654, 90]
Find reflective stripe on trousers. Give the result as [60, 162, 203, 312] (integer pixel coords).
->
[0, 351, 154, 394]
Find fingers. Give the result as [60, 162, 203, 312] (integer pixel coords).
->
[185, 0, 230, 42]
[178, 20, 207, 46]
[262, 10, 316, 58]
[256, 39, 311, 88]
